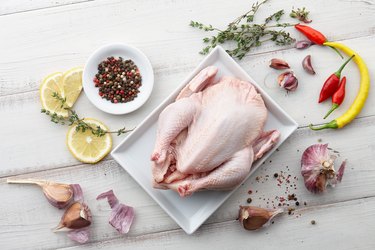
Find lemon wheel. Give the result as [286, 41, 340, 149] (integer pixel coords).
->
[40, 72, 69, 117]
[67, 118, 112, 164]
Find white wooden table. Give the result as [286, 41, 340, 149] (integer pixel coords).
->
[1, 0, 374, 249]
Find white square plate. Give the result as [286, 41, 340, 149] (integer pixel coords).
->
[111, 46, 298, 234]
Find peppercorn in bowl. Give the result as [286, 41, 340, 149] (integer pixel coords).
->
[83, 43, 154, 115]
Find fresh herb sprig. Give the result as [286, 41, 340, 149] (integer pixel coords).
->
[41, 92, 132, 137]
[290, 7, 312, 23]
[190, 0, 298, 59]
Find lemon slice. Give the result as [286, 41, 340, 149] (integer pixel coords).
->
[63, 67, 83, 107]
[67, 118, 112, 163]
[40, 72, 69, 117]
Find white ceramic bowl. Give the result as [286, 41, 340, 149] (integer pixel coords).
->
[83, 43, 154, 115]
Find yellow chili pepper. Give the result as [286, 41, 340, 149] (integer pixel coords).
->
[309, 42, 370, 130]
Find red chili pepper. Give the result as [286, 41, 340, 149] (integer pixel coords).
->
[319, 55, 354, 103]
[295, 24, 343, 58]
[295, 24, 327, 45]
[323, 77, 346, 119]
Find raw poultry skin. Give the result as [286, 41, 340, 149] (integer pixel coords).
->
[151, 66, 280, 197]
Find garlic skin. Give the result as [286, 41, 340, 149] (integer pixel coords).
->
[301, 144, 346, 193]
[277, 71, 298, 91]
[295, 40, 313, 49]
[269, 58, 290, 70]
[6, 179, 74, 209]
[302, 55, 316, 75]
[67, 228, 90, 244]
[97, 190, 135, 234]
[239, 206, 283, 231]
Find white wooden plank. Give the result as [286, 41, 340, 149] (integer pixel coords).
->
[1, 115, 375, 249]
[0, 35, 374, 176]
[0, 0, 91, 16]
[61, 197, 375, 250]
[0, 0, 374, 96]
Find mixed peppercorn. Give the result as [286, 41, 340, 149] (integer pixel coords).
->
[93, 57, 142, 103]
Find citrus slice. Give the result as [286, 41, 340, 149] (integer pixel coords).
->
[40, 72, 69, 117]
[67, 118, 112, 163]
[63, 67, 83, 107]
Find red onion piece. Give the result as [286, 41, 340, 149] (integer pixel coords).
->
[97, 190, 135, 234]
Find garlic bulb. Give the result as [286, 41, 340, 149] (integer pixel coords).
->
[6, 179, 74, 209]
[301, 144, 346, 193]
[239, 206, 283, 231]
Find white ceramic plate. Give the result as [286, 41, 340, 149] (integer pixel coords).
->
[111, 46, 298, 234]
[82, 43, 154, 115]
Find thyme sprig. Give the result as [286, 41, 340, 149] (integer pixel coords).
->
[41, 92, 132, 137]
[190, 0, 298, 59]
[290, 7, 312, 23]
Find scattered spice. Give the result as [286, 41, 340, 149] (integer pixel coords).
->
[295, 201, 300, 206]
[248, 190, 253, 195]
[247, 198, 253, 204]
[273, 173, 279, 178]
[94, 57, 142, 103]
[311, 220, 316, 225]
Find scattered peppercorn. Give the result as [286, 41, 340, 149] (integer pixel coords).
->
[295, 201, 300, 206]
[274, 173, 278, 178]
[247, 198, 252, 204]
[311, 220, 316, 225]
[93, 57, 142, 103]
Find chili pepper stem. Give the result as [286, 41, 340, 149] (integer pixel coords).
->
[335, 54, 355, 77]
[328, 46, 344, 59]
[309, 120, 338, 130]
[323, 103, 339, 119]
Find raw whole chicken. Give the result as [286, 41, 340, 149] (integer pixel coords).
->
[151, 66, 280, 197]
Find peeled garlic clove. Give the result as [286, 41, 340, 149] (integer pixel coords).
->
[302, 55, 316, 75]
[301, 144, 346, 193]
[6, 178, 74, 209]
[55, 202, 92, 231]
[269, 58, 290, 70]
[239, 206, 283, 231]
[97, 190, 135, 234]
[295, 40, 313, 49]
[277, 71, 298, 91]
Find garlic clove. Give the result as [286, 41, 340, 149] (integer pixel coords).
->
[55, 202, 92, 231]
[277, 71, 298, 91]
[295, 40, 313, 49]
[7, 178, 74, 209]
[239, 206, 283, 231]
[302, 55, 316, 75]
[269, 58, 290, 70]
[97, 190, 135, 234]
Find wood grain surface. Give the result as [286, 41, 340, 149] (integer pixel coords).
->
[0, 0, 374, 249]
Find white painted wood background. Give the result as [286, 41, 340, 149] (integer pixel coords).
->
[0, 0, 374, 249]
